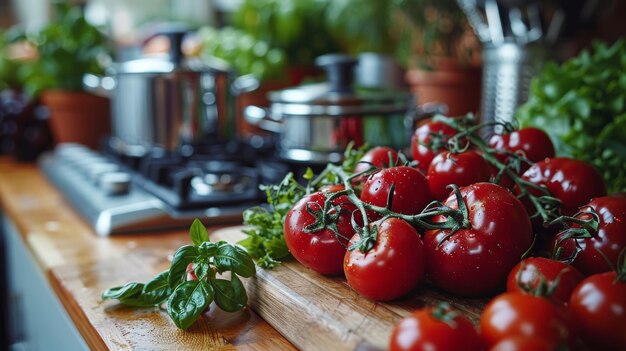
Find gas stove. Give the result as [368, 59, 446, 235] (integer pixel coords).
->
[39, 140, 289, 236]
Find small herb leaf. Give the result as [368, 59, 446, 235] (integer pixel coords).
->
[194, 261, 210, 281]
[168, 245, 199, 289]
[214, 243, 256, 278]
[211, 275, 248, 312]
[142, 271, 171, 305]
[189, 219, 209, 247]
[102, 282, 143, 301]
[167, 280, 214, 330]
[102, 282, 160, 307]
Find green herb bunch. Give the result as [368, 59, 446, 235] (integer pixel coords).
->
[240, 144, 368, 268]
[17, 1, 110, 97]
[517, 39, 626, 193]
[102, 219, 255, 330]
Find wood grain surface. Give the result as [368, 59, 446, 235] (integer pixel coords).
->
[0, 158, 295, 351]
[212, 227, 488, 351]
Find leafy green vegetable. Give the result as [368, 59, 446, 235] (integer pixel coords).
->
[168, 280, 213, 330]
[240, 173, 306, 268]
[15, 2, 110, 97]
[231, 0, 341, 66]
[517, 39, 626, 193]
[196, 26, 286, 80]
[102, 218, 256, 330]
[240, 143, 369, 268]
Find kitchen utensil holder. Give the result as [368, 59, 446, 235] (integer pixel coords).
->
[481, 42, 547, 130]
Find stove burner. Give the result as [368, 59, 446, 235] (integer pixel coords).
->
[39, 139, 303, 235]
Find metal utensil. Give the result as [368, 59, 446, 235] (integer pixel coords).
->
[526, 4, 543, 42]
[509, 8, 529, 44]
[456, 0, 491, 43]
[484, 0, 505, 45]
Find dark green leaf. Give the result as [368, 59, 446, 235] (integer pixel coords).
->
[142, 271, 171, 305]
[194, 261, 210, 281]
[102, 282, 162, 308]
[102, 282, 143, 301]
[214, 244, 256, 278]
[167, 280, 214, 330]
[168, 245, 199, 289]
[189, 218, 209, 247]
[198, 241, 218, 257]
[210, 275, 248, 312]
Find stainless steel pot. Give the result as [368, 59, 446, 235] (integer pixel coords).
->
[84, 29, 258, 156]
[245, 54, 418, 164]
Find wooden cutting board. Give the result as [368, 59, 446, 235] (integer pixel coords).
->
[212, 226, 488, 351]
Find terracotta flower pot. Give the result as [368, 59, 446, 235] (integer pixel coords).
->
[41, 90, 111, 149]
[406, 60, 482, 117]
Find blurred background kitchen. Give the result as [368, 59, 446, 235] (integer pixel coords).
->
[1, 0, 624, 161]
[1, 0, 625, 349]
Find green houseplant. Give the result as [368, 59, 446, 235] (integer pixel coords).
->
[392, 0, 481, 116]
[18, 1, 112, 149]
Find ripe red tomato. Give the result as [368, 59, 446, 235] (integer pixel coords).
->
[344, 218, 424, 301]
[284, 192, 354, 275]
[360, 166, 432, 218]
[353, 146, 399, 175]
[389, 305, 483, 351]
[427, 150, 491, 201]
[552, 196, 626, 275]
[489, 336, 557, 351]
[423, 183, 532, 297]
[318, 183, 345, 193]
[411, 121, 457, 172]
[480, 293, 573, 348]
[506, 257, 584, 305]
[569, 271, 626, 350]
[488, 127, 555, 164]
[485, 127, 553, 190]
[520, 157, 607, 216]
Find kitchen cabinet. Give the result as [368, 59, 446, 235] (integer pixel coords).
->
[2, 213, 88, 351]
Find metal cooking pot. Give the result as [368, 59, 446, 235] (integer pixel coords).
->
[84, 28, 258, 156]
[245, 54, 418, 164]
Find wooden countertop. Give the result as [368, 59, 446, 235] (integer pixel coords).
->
[0, 157, 296, 350]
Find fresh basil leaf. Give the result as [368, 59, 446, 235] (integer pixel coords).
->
[189, 218, 209, 247]
[102, 282, 162, 307]
[198, 241, 218, 257]
[194, 261, 210, 281]
[214, 244, 256, 278]
[210, 275, 247, 312]
[168, 245, 199, 289]
[142, 271, 171, 305]
[167, 280, 214, 330]
[102, 282, 143, 301]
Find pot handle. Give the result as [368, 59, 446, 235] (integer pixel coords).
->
[82, 73, 115, 98]
[231, 74, 260, 96]
[244, 106, 282, 133]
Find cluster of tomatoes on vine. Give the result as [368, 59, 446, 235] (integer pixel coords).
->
[281, 115, 625, 350]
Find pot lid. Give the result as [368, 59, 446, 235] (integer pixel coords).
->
[267, 54, 412, 116]
[111, 25, 232, 75]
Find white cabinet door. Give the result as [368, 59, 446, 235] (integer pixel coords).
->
[1, 213, 89, 351]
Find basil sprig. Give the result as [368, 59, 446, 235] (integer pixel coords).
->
[102, 219, 256, 330]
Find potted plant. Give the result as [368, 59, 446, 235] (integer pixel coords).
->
[17, 1, 112, 149]
[392, 0, 482, 116]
